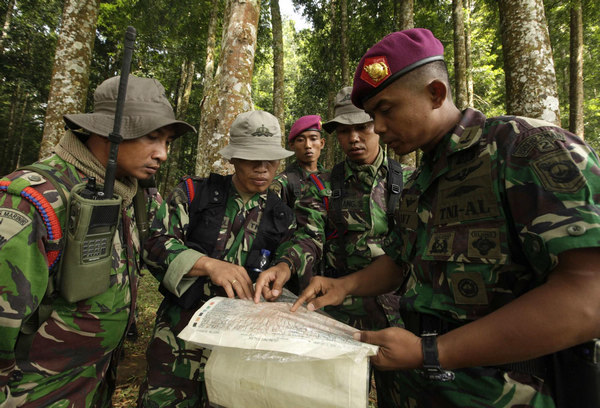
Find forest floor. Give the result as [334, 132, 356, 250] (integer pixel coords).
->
[112, 276, 378, 407]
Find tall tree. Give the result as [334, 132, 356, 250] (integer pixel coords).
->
[0, 0, 15, 52]
[203, 0, 221, 88]
[394, 0, 414, 31]
[340, 0, 350, 86]
[453, 0, 468, 110]
[464, 0, 474, 107]
[195, 0, 260, 176]
[498, 0, 561, 125]
[40, 0, 100, 158]
[271, 0, 285, 134]
[569, 0, 584, 138]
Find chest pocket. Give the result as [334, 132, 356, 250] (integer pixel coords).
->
[424, 152, 510, 265]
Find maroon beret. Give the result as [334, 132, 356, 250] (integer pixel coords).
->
[351, 28, 444, 109]
[288, 115, 322, 142]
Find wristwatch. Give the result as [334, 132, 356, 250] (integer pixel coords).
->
[420, 332, 455, 381]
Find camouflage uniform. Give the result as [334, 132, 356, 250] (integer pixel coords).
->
[294, 148, 413, 408]
[0, 136, 153, 407]
[270, 160, 329, 291]
[272, 160, 327, 209]
[383, 108, 600, 407]
[138, 177, 296, 408]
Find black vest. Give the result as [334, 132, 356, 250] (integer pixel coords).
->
[162, 173, 294, 309]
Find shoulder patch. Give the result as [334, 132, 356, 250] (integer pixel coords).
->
[532, 150, 585, 193]
[0, 208, 32, 249]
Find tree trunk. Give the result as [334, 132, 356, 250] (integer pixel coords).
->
[271, 0, 285, 135]
[453, 0, 468, 110]
[394, 0, 414, 31]
[39, 0, 101, 159]
[465, 0, 474, 107]
[203, 0, 220, 89]
[194, 0, 260, 177]
[324, 0, 338, 169]
[0, 0, 15, 53]
[498, 0, 560, 125]
[340, 0, 350, 86]
[569, 0, 584, 138]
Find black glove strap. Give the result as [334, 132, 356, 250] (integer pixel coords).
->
[420, 332, 455, 381]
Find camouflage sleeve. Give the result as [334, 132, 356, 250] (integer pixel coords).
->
[0, 193, 49, 401]
[143, 181, 204, 295]
[273, 179, 328, 291]
[503, 126, 600, 274]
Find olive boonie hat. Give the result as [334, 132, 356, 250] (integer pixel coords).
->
[63, 75, 196, 140]
[322, 86, 372, 133]
[219, 110, 294, 161]
[351, 28, 444, 109]
[288, 115, 322, 142]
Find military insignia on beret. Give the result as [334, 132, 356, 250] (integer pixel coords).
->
[361, 56, 391, 87]
[252, 124, 273, 137]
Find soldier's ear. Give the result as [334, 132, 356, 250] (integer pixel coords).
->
[427, 80, 447, 109]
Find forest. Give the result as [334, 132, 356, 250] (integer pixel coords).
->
[0, 0, 599, 196]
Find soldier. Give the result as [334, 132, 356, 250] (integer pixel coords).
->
[138, 110, 297, 407]
[273, 115, 327, 209]
[292, 28, 600, 407]
[256, 86, 414, 407]
[0, 75, 194, 407]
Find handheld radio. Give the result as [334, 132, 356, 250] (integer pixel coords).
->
[58, 27, 137, 303]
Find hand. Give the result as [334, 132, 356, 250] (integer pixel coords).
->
[354, 327, 422, 371]
[253, 262, 291, 303]
[290, 276, 348, 312]
[189, 256, 254, 299]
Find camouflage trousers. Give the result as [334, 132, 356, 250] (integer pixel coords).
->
[378, 366, 556, 408]
[137, 299, 212, 408]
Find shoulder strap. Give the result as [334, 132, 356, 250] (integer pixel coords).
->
[285, 165, 303, 202]
[386, 158, 404, 228]
[185, 173, 231, 256]
[328, 162, 346, 236]
[309, 173, 329, 211]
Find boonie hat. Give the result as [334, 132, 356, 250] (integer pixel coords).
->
[219, 110, 294, 161]
[64, 75, 196, 140]
[322, 86, 372, 133]
[288, 115, 322, 142]
[351, 28, 444, 109]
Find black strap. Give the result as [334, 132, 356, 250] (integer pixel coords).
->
[386, 159, 403, 228]
[328, 162, 347, 275]
[284, 164, 303, 204]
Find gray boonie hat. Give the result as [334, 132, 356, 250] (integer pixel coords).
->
[63, 75, 196, 140]
[219, 110, 294, 161]
[322, 86, 372, 133]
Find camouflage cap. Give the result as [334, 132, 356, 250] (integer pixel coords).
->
[64, 75, 196, 140]
[219, 110, 294, 161]
[322, 86, 372, 133]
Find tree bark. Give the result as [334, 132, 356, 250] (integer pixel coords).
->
[203, 0, 220, 89]
[0, 0, 15, 53]
[194, 0, 260, 177]
[271, 0, 285, 135]
[569, 0, 584, 138]
[394, 0, 414, 31]
[453, 0, 468, 110]
[465, 0, 474, 107]
[324, 0, 338, 169]
[340, 0, 350, 86]
[39, 0, 101, 158]
[498, 0, 561, 125]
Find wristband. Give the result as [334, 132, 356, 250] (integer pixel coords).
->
[420, 333, 455, 381]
